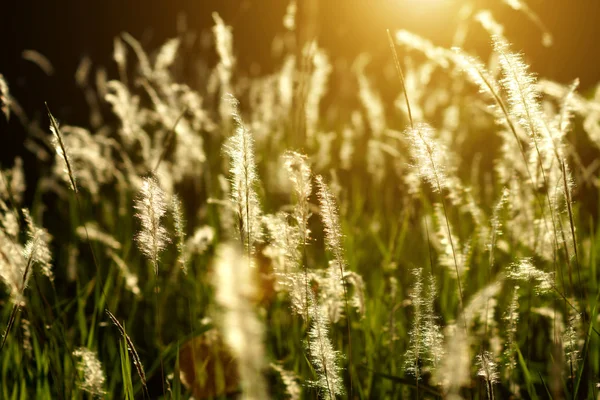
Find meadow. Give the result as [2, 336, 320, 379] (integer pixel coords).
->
[1, 2, 600, 399]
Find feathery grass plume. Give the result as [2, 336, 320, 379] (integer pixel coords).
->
[21, 318, 32, 359]
[106, 310, 148, 393]
[113, 36, 128, 85]
[263, 213, 301, 275]
[404, 267, 425, 381]
[437, 322, 469, 395]
[186, 225, 215, 256]
[47, 105, 78, 193]
[22, 209, 52, 281]
[76, 223, 121, 250]
[434, 203, 469, 280]
[503, 0, 553, 46]
[316, 175, 345, 275]
[0, 158, 25, 205]
[51, 126, 115, 199]
[493, 36, 558, 188]
[212, 12, 235, 126]
[305, 42, 332, 142]
[104, 80, 151, 157]
[508, 258, 553, 294]
[493, 36, 564, 259]
[73, 347, 106, 397]
[322, 261, 346, 323]
[121, 33, 152, 78]
[488, 188, 509, 269]
[405, 123, 454, 195]
[395, 30, 451, 69]
[344, 271, 366, 318]
[532, 306, 565, 345]
[563, 311, 581, 381]
[554, 79, 581, 286]
[279, 55, 296, 114]
[0, 201, 18, 239]
[307, 292, 344, 399]
[0, 229, 26, 305]
[503, 286, 519, 390]
[227, 97, 263, 254]
[22, 50, 54, 76]
[354, 55, 387, 181]
[437, 282, 502, 394]
[493, 35, 544, 137]
[153, 38, 180, 77]
[477, 351, 499, 400]
[316, 175, 352, 320]
[271, 363, 301, 400]
[283, 151, 312, 242]
[134, 175, 170, 275]
[213, 243, 269, 400]
[475, 10, 505, 39]
[171, 194, 188, 274]
[452, 48, 536, 187]
[423, 274, 444, 371]
[283, 271, 312, 318]
[106, 250, 141, 297]
[283, 0, 296, 31]
[283, 151, 312, 314]
[0, 74, 10, 120]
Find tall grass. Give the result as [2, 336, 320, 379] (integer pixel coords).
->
[1, 2, 600, 399]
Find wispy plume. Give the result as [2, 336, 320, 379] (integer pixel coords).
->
[404, 267, 425, 380]
[503, 286, 520, 382]
[563, 312, 581, 380]
[73, 347, 106, 397]
[307, 293, 344, 398]
[283, 151, 312, 242]
[23, 209, 53, 281]
[502, 0, 553, 46]
[106, 250, 141, 297]
[406, 271, 444, 383]
[271, 363, 301, 400]
[283, 0, 297, 31]
[476, 351, 499, 400]
[305, 43, 332, 142]
[212, 12, 235, 125]
[213, 244, 269, 400]
[226, 97, 263, 253]
[283, 151, 312, 316]
[316, 175, 352, 322]
[171, 194, 188, 274]
[405, 123, 452, 194]
[0, 74, 10, 120]
[508, 258, 553, 293]
[395, 30, 451, 68]
[134, 175, 170, 275]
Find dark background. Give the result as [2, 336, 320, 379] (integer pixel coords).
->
[1, 0, 600, 169]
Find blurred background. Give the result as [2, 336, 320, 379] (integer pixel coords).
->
[1, 0, 599, 170]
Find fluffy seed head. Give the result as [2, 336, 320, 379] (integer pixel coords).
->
[476, 351, 499, 384]
[226, 97, 263, 252]
[213, 244, 269, 400]
[134, 175, 170, 275]
[73, 347, 106, 397]
[0, 74, 10, 120]
[307, 293, 344, 397]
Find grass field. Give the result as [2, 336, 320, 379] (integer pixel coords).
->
[1, 2, 600, 399]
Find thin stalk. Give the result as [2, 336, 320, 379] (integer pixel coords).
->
[319, 186, 353, 394]
[388, 29, 465, 332]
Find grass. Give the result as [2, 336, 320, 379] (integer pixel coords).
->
[1, 2, 600, 399]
